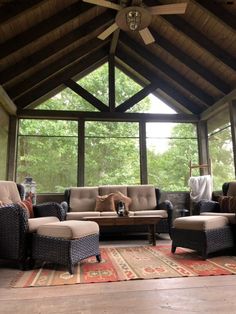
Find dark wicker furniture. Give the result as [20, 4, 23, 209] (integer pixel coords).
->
[0, 183, 66, 269]
[171, 226, 234, 259]
[32, 233, 101, 274]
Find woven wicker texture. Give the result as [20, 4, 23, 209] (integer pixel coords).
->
[171, 226, 234, 259]
[32, 233, 100, 274]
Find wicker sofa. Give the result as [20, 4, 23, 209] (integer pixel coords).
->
[0, 181, 66, 269]
[64, 184, 173, 236]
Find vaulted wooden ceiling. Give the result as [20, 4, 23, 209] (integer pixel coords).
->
[0, 0, 235, 117]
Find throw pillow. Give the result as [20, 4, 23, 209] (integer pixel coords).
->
[219, 196, 236, 213]
[95, 194, 116, 212]
[18, 199, 34, 218]
[113, 191, 132, 210]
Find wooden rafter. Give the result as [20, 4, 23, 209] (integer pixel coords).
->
[108, 54, 116, 111]
[0, 2, 92, 59]
[160, 14, 236, 71]
[120, 34, 213, 106]
[116, 83, 158, 112]
[0, 11, 115, 85]
[7, 39, 108, 100]
[0, 0, 43, 24]
[15, 45, 109, 109]
[194, 0, 236, 31]
[65, 79, 108, 112]
[149, 28, 230, 94]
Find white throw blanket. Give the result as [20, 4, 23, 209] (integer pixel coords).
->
[188, 175, 213, 202]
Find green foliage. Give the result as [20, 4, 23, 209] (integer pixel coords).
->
[17, 63, 235, 193]
[147, 124, 199, 191]
[209, 126, 234, 190]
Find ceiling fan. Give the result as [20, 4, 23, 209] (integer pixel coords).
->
[82, 0, 187, 45]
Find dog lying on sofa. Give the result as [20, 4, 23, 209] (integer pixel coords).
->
[64, 184, 173, 236]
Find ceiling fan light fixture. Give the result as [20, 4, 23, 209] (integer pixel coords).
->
[116, 6, 151, 32]
[126, 10, 141, 31]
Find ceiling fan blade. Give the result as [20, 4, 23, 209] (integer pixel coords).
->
[98, 23, 119, 40]
[139, 28, 155, 45]
[82, 0, 122, 10]
[147, 3, 187, 15]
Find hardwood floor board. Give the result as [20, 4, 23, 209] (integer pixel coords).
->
[1, 284, 236, 314]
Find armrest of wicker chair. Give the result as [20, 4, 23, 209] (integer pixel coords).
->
[0, 204, 29, 266]
[33, 202, 66, 221]
[193, 200, 220, 215]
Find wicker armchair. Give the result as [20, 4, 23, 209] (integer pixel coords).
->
[194, 181, 236, 215]
[0, 181, 66, 269]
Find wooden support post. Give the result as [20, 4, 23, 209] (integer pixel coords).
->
[7, 116, 18, 181]
[229, 99, 236, 178]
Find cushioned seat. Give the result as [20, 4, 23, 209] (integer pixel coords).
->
[171, 215, 234, 259]
[32, 220, 101, 274]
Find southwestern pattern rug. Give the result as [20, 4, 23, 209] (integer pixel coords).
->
[12, 245, 236, 287]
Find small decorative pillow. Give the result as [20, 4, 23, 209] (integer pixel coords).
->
[219, 196, 236, 213]
[18, 199, 34, 218]
[95, 193, 116, 212]
[113, 191, 132, 211]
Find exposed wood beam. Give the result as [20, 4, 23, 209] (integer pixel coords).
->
[108, 54, 116, 111]
[0, 2, 93, 59]
[0, 11, 115, 85]
[78, 120, 85, 186]
[15, 46, 109, 109]
[7, 39, 107, 100]
[145, 0, 236, 71]
[7, 116, 18, 181]
[117, 47, 203, 114]
[194, 0, 236, 31]
[229, 100, 236, 178]
[139, 120, 148, 184]
[17, 109, 199, 123]
[120, 34, 213, 106]
[0, 85, 16, 115]
[109, 29, 120, 55]
[197, 121, 209, 172]
[149, 28, 230, 94]
[201, 89, 236, 120]
[0, 0, 43, 25]
[116, 83, 158, 112]
[65, 79, 108, 112]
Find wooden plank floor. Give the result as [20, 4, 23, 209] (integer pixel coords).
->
[1, 236, 236, 314]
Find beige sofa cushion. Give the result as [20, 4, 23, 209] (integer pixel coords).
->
[37, 220, 99, 239]
[174, 215, 228, 231]
[70, 187, 98, 212]
[28, 216, 60, 233]
[66, 211, 100, 220]
[99, 185, 127, 196]
[0, 181, 21, 204]
[201, 212, 236, 225]
[227, 182, 236, 196]
[127, 185, 157, 211]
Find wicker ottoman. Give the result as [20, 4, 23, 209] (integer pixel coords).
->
[32, 220, 101, 274]
[171, 215, 234, 259]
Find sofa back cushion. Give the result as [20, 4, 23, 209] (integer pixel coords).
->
[70, 187, 99, 212]
[127, 185, 157, 211]
[99, 185, 127, 196]
[0, 181, 21, 204]
[227, 182, 236, 196]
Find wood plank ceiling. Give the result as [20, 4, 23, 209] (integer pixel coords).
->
[0, 0, 235, 116]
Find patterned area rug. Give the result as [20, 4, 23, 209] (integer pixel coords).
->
[12, 245, 236, 287]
